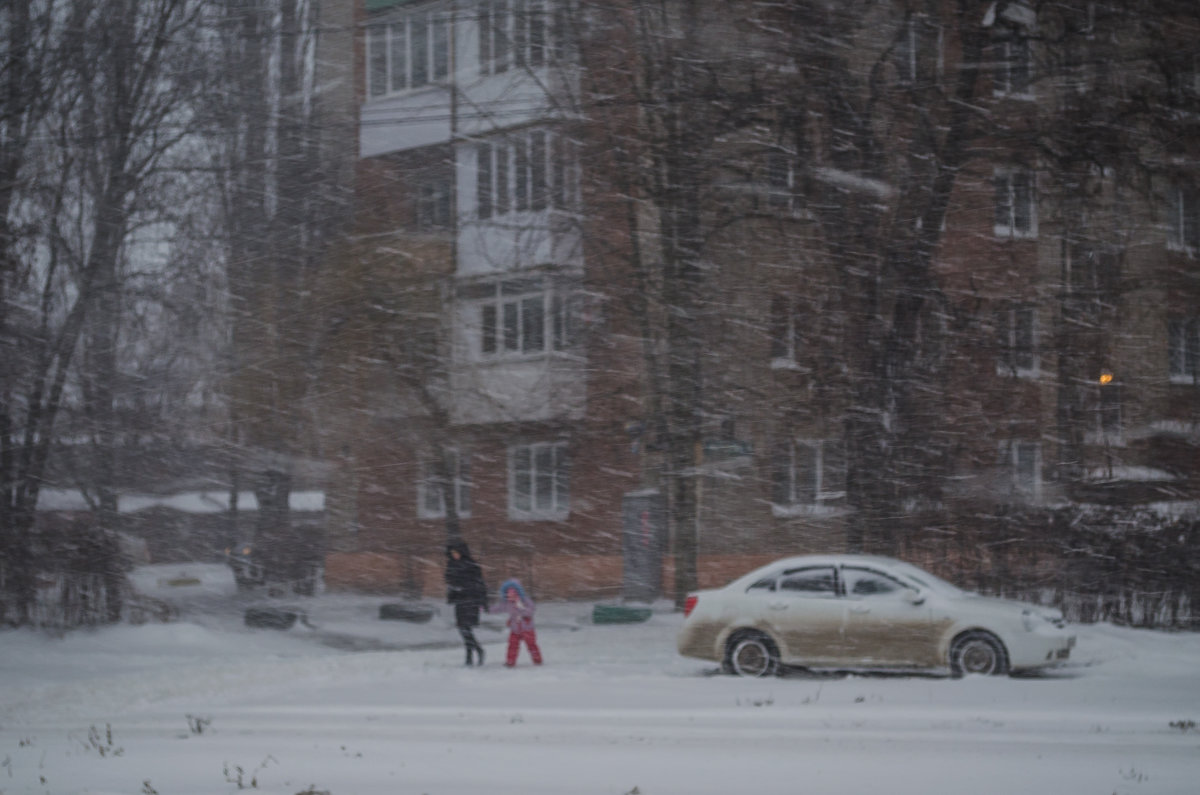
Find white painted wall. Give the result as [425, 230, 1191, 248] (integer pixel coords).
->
[360, 86, 455, 156]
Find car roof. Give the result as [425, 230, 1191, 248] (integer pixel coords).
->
[731, 554, 910, 583]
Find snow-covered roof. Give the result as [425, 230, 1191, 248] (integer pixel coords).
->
[36, 489, 326, 514]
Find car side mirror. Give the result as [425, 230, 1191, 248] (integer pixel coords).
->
[903, 588, 925, 606]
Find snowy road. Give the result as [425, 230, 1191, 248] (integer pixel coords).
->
[1, 564, 1199, 795]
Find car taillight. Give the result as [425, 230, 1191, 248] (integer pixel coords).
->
[683, 595, 698, 618]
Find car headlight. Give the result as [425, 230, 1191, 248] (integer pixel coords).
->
[1022, 608, 1065, 631]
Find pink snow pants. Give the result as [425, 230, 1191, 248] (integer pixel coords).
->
[505, 629, 542, 666]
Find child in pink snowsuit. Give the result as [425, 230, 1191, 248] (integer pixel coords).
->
[498, 579, 542, 666]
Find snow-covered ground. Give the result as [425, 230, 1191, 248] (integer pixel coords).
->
[2, 563, 1199, 795]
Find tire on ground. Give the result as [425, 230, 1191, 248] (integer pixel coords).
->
[724, 630, 780, 677]
[949, 630, 1008, 677]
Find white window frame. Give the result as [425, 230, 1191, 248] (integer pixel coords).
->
[418, 449, 472, 519]
[769, 295, 802, 368]
[1005, 441, 1042, 501]
[476, 130, 579, 220]
[509, 441, 569, 519]
[997, 302, 1038, 378]
[992, 35, 1034, 99]
[1169, 314, 1200, 384]
[994, 167, 1038, 238]
[1166, 183, 1199, 255]
[479, 0, 553, 76]
[896, 16, 943, 86]
[416, 175, 453, 231]
[772, 439, 846, 517]
[366, 9, 451, 99]
[471, 279, 579, 361]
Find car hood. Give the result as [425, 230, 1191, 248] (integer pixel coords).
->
[948, 592, 1065, 621]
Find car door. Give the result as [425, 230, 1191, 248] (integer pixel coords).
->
[764, 566, 849, 666]
[839, 565, 940, 668]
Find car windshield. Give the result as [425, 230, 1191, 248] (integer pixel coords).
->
[889, 561, 966, 596]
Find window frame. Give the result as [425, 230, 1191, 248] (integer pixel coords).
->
[1168, 314, 1200, 384]
[997, 302, 1038, 378]
[479, 0, 553, 76]
[775, 566, 840, 598]
[763, 150, 798, 212]
[417, 448, 472, 519]
[472, 279, 579, 361]
[992, 34, 1035, 99]
[475, 130, 579, 221]
[840, 566, 910, 598]
[771, 438, 846, 516]
[994, 167, 1038, 238]
[508, 440, 570, 519]
[769, 295, 802, 367]
[416, 175, 453, 231]
[895, 15, 944, 86]
[1166, 183, 1200, 255]
[366, 9, 452, 99]
[1004, 440, 1042, 501]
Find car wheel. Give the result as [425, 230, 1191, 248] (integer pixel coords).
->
[950, 631, 1008, 677]
[726, 632, 780, 678]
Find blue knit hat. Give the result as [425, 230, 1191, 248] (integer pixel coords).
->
[499, 578, 529, 603]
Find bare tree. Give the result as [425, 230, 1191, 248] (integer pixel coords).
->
[208, 0, 354, 591]
[1, 0, 214, 625]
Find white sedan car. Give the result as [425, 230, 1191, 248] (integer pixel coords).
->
[677, 554, 1075, 677]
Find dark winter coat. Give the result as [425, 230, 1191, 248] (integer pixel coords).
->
[445, 541, 488, 628]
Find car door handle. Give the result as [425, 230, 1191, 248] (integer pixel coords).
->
[768, 602, 789, 610]
[849, 606, 871, 614]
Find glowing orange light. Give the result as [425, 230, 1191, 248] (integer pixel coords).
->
[1099, 372, 1114, 385]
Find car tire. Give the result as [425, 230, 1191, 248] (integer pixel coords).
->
[725, 632, 780, 678]
[950, 631, 1008, 677]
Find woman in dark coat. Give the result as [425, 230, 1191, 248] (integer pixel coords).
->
[445, 540, 488, 665]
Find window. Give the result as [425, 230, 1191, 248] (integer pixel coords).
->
[992, 35, 1033, 97]
[747, 575, 778, 592]
[416, 177, 452, 231]
[469, 278, 580, 360]
[842, 567, 906, 597]
[1067, 244, 1119, 296]
[994, 168, 1037, 237]
[997, 302, 1037, 376]
[476, 131, 578, 220]
[778, 567, 838, 596]
[510, 441, 569, 518]
[895, 16, 943, 86]
[769, 295, 802, 365]
[418, 450, 472, 519]
[480, 0, 555, 75]
[1166, 183, 1199, 253]
[366, 11, 451, 97]
[771, 439, 845, 514]
[1004, 441, 1041, 499]
[1169, 314, 1200, 383]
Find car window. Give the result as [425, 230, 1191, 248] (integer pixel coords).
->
[746, 576, 777, 592]
[777, 567, 837, 596]
[842, 567, 907, 597]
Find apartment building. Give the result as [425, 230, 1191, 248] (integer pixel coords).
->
[320, 0, 1200, 603]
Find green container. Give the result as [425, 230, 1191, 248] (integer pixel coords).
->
[592, 604, 653, 624]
